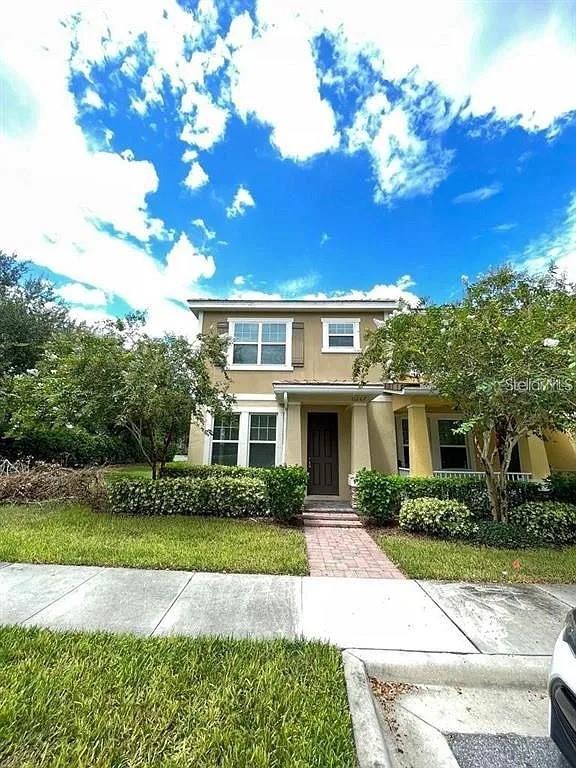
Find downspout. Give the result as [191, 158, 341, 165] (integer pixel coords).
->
[281, 391, 288, 464]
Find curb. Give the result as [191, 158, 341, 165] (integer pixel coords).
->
[350, 649, 551, 689]
[342, 650, 393, 768]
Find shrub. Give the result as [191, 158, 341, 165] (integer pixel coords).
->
[108, 476, 269, 518]
[353, 471, 401, 522]
[160, 464, 307, 520]
[548, 473, 576, 504]
[468, 520, 540, 549]
[354, 470, 542, 522]
[264, 466, 308, 520]
[399, 497, 477, 539]
[508, 501, 576, 546]
[1, 426, 140, 466]
[0, 463, 108, 510]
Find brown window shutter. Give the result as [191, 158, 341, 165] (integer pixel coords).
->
[216, 321, 229, 336]
[292, 322, 304, 367]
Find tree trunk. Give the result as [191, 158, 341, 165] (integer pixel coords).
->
[151, 461, 158, 480]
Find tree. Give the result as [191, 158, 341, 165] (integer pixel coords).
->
[354, 266, 576, 522]
[0, 251, 68, 379]
[11, 323, 233, 477]
[118, 334, 233, 478]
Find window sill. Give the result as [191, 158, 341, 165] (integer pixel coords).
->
[321, 348, 361, 354]
[227, 365, 294, 371]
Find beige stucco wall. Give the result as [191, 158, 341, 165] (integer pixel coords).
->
[201, 309, 387, 393]
[544, 431, 576, 473]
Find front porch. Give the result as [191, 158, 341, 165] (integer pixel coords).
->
[274, 382, 397, 500]
[392, 396, 553, 482]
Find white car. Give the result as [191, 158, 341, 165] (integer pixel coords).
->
[550, 608, 576, 766]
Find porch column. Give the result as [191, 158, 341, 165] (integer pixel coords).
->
[407, 403, 433, 476]
[350, 401, 371, 472]
[518, 434, 550, 480]
[285, 401, 302, 466]
[368, 396, 397, 474]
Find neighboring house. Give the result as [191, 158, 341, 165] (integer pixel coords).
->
[187, 299, 576, 500]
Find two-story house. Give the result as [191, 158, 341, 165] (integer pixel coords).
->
[187, 299, 576, 501]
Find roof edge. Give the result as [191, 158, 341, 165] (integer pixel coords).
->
[188, 298, 399, 317]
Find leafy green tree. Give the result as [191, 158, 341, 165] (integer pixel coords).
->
[11, 324, 233, 477]
[354, 266, 576, 522]
[0, 251, 68, 379]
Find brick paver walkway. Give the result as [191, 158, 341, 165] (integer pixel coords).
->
[304, 526, 405, 578]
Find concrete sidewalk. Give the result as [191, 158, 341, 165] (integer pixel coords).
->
[0, 561, 574, 654]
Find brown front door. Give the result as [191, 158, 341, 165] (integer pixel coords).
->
[307, 412, 339, 495]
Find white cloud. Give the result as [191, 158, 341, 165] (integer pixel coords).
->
[303, 278, 420, 307]
[226, 185, 256, 218]
[56, 282, 107, 306]
[163, 234, 216, 300]
[233, 275, 246, 286]
[320, 232, 330, 246]
[453, 183, 501, 204]
[493, 222, 517, 232]
[183, 161, 209, 190]
[229, 18, 339, 161]
[69, 306, 116, 325]
[348, 94, 452, 201]
[82, 88, 104, 109]
[0, 2, 217, 338]
[278, 274, 318, 296]
[192, 218, 216, 240]
[226, 274, 419, 305]
[250, 0, 576, 199]
[518, 193, 576, 283]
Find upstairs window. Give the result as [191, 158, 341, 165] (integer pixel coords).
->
[229, 320, 292, 368]
[322, 318, 360, 352]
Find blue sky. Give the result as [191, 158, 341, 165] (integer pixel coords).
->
[1, 0, 575, 335]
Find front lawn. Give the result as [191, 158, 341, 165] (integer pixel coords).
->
[0, 504, 308, 575]
[377, 529, 576, 583]
[0, 627, 355, 768]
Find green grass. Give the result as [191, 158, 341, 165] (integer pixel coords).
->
[377, 529, 576, 583]
[104, 463, 153, 480]
[0, 627, 355, 768]
[0, 504, 308, 575]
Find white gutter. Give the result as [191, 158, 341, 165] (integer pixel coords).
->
[273, 384, 386, 396]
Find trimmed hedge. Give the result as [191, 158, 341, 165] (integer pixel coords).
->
[508, 501, 576, 546]
[548, 473, 576, 504]
[108, 476, 269, 518]
[161, 464, 307, 520]
[468, 520, 540, 549]
[399, 497, 476, 539]
[354, 470, 542, 523]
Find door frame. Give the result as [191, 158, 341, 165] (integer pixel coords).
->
[306, 411, 339, 496]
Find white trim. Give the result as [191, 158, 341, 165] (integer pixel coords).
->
[226, 318, 293, 371]
[205, 405, 282, 467]
[197, 310, 204, 334]
[188, 299, 397, 315]
[234, 394, 277, 401]
[273, 383, 385, 397]
[321, 317, 361, 353]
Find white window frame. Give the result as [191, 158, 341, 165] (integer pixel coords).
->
[204, 407, 283, 466]
[321, 317, 361, 353]
[227, 318, 293, 371]
[209, 413, 241, 467]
